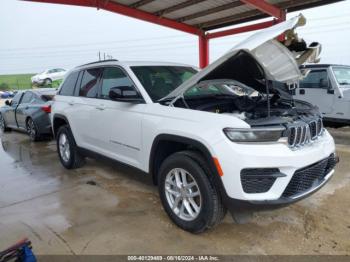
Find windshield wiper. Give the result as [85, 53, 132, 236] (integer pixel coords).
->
[339, 82, 350, 85]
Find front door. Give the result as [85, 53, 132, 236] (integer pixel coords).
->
[4, 92, 23, 128]
[16, 91, 34, 129]
[93, 66, 144, 168]
[295, 69, 334, 114]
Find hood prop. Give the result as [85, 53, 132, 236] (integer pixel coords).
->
[266, 80, 271, 118]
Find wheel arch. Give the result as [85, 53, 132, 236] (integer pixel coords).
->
[25, 115, 32, 125]
[149, 134, 221, 186]
[52, 114, 70, 138]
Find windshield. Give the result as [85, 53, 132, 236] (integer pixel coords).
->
[131, 66, 197, 101]
[184, 80, 259, 99]
[332, 67, 350, 86]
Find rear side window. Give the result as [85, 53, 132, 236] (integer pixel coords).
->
[21, 92, 34, 104]
[79, 68, 102, 98]
[59, 71, 79, 96]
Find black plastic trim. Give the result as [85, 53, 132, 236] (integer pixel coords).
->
[52, 114, 70, 137]
[149, 134, 226, 191]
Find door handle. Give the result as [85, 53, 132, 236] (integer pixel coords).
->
[68, 101, 75, 106]
[96, 105, 106, 110]
[25, 106, 29, 110]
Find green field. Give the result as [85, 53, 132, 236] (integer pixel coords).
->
[0, 74, 62, 91]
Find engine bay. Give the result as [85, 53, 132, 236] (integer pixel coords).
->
[161, 51, 321, 127]
[171, 91, 319, 126]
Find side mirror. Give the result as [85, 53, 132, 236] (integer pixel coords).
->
[5, 100, 11, 106]
[109, 86, 143, 103]
[320, 78, 329, 89]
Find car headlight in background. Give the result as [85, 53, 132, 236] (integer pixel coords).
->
[223, 126, 286, 143]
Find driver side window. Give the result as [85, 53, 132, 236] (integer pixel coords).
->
[299, 70, 329, 89]
[99, 67, 134, 100]
[11, 93, 23, 106]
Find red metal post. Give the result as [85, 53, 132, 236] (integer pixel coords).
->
[277, 10, 287, 42]
[199, 34, 209, 69]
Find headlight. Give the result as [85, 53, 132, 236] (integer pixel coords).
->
[223, 127, 286, 143]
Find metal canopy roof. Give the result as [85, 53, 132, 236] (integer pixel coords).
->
[116, 0, 341, 31]
[26, 0, 342, 31]
[24, 0, 344, 67]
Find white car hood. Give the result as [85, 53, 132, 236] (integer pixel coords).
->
[163, 14, 320, 101]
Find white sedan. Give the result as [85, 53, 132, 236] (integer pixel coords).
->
[31, 68, 67, 86]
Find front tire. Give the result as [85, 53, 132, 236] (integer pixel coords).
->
[158, 151, 226, 233]
[44, 78, 52, 86]
[57, 125, 85, 169]
[0, 113, 10, 132]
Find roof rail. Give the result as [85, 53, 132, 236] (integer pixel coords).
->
[77, 59, 119, 67]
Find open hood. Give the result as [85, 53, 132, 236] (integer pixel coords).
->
[162, 14, 321, 101]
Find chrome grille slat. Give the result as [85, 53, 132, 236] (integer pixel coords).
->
[288, 118, 323, 149]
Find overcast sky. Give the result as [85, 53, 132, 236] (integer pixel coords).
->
[0, 0, 349, 74]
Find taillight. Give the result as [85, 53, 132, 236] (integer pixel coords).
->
[41, 105, 51, 113]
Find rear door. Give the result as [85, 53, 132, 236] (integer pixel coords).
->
[16, 91, 35, 129]
[295, 69, 334, 114]
[68, 67, 103, 150]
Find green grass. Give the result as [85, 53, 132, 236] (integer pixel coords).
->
[0, 74, 34, 90]
[0, 74, 62, 91]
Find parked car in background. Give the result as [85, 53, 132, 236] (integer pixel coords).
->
[295, 64, 350, 125]
[0, 88, 56, 141]
[31, 68, 67, 86]
[51, 15, 337, 233]
[0, 91, 14, 99]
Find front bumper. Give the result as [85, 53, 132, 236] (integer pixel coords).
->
[224, 163, 337, 212]
[213, 129, 337, 206]
[31, 79, 44, 85]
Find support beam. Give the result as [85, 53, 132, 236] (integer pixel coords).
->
[196, 9, 262, 30]
[207, 20, 274, 39]
[24, 0, 202, 35]
[130, 0, 156, 8]
[199, 35, 209, 69]
[240, 0, 283, 19]
[155, 0, 206, 16]
[177, 1, 243, 22]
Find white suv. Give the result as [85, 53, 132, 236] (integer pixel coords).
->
[31, 68, 67, 86]
[52, 15, 337, 233]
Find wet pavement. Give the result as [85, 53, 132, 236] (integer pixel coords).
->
[0, 129, 349, 255]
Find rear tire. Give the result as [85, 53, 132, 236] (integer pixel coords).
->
[57, 125, 85, 169]
[0, 113, 11, 132]
[26, 118, 41, 142]
[158, 150, 226, 233]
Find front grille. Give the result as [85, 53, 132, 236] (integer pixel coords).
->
[282, 154, 336, 198]
[287, 118, 324, 148]
[241, 168, 280, 193]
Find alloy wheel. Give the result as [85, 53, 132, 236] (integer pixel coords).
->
[164, 168, 202, 221]
[59, 133, 71, 163]
[27, 119, 36, 141]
